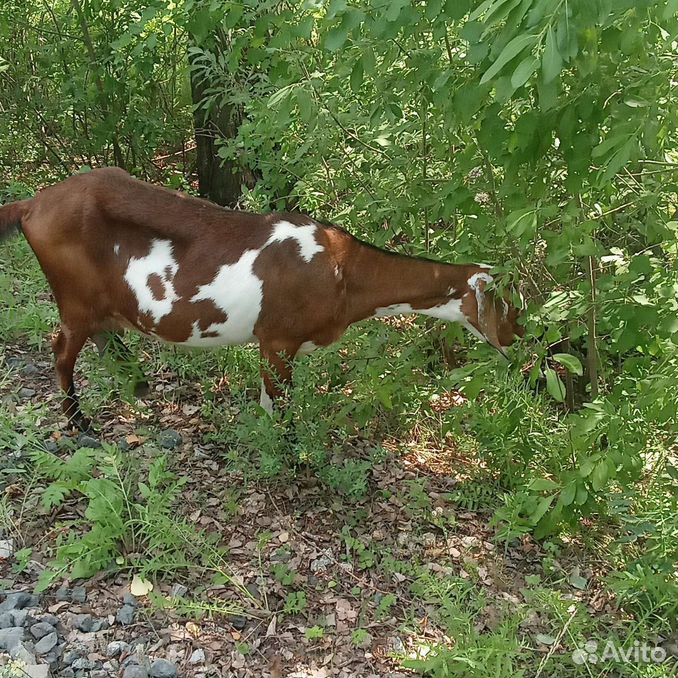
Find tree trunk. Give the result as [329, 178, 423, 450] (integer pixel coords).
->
[189, 56, 249, 208]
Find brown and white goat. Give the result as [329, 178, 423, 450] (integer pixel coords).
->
[0, 168, 523, 430]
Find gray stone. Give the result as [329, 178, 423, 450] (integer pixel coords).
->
[123, 592, 138, 607]
[24, 666, 50, 678]
[123, 666, 149, 678]
[43, 439, 59, 453]
[77, 434, 101, 449]
[0, 591, 32, 612]
[5, 357, 23, 369]
[71, 586, 87, 603]
[0, 625, 25, 651]
[30, 621, 56, 640]
[169, 583, 187, 598]
[0, 612, 13, 628]
[34, 631, 58, 654]
[10, 640, 37, 664]
[310, 554, 333, 573]
[73, 614, 95, 633]
[107, 640, 131, 657]
[39, 613, 59, 626]
[116, 604, 135, 625]
[189, 648, 205, 664]
[158, 429, 182, 449]
[71, 658, 94, 670]
[62, 649, 80, 665]
[60, 670, 75, 678]
[11, 609, 29, 626]
[21, 363, 40, 376]
[227, 614, 247, 630]
[91, 671, 108, 678]
[19, 387, 36, 399]
[149, 659, 177, 678]
[0, 538, 14, 558]
[55, 585, 71, 601]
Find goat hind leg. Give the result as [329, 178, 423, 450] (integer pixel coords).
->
[53, 327, 90, 432]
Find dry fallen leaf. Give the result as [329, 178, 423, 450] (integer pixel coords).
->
[130, 574, 153, 597]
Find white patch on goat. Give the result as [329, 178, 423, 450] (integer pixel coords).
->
[468, 272, 493, 333]
[297, 341, 318, 356]
[260, 379, 274, 415]
[420, 298, 465, 323]
[184, 249, 262, 346]
[114, 243, 120, 255]
[265, 220, 324, 262]
[124, 239, 179, 324]
[374, 303, 415, 317]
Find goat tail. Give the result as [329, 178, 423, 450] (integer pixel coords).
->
[0, 199, 31, 242]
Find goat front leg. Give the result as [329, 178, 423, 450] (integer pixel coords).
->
[53, 325, 90, 432]
[259, 342, 298, 415]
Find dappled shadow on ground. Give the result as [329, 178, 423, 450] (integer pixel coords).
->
[1, 340, 609, 678]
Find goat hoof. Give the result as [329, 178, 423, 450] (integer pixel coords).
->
[133, 380, 150, 399]
[69, 414, 93, 434]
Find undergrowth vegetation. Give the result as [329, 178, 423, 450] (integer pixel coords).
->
[1, 1, 677, 676]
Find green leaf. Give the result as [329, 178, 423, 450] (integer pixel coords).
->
[511, 55, 539, 88]
[591, 460, 609, 491]
[541, 25, 562, 83]
[350, 59, 364, 93]
[530, 477, 559, 491]
[324, 24, 349, 51]
[480, 33, 538, 84]
[552, 353, 583, 376]
[560, 483, 577, 507]
[545, 368, 566, 402]
[568, 567, 588, 590]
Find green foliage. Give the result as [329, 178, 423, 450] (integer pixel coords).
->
[31, 443, 216, 591]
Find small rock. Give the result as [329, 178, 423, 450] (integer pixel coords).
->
[34, 630, 58, 654]
[43, 439, 59, 453]
[91, 671, 108, 678]
[60, 669, 75, 678]
[71, 586, 87, 603]
[117, 437, 131, 451]
[123, 666, 149, 678]
[0, 591, 32, 612]
[107, 640, 131, 657]
[55, 585, 71, 602]
[0, 626, 25, 651]
[158, 429, 182, 449]
[189, 648, 205, 664]
[39, 614, 59, 626]
[0, 538, 14, 558]
[71, 658, 94, 670]
[310, 555, 333, 573]
[11, 640, 37, 664]
[77, 433, 101, 448]
[30, 621, 55, 640]
[62, 649, 80, 665]
[149, 659, 177, 678]
[227, 614, 247, 630]
[11, 609, 28, 626]
[21, 363, 39, 375]
[19, 387, 36, 399]
[0, 612, 13, 628]
[5, 356, 23, 369]
[116, 605, 135, 626]
[73, 614, 96, 633]
[123, 592, 138, 607]
[169, 584, 187, 599]
[24, 666, 50, 678]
